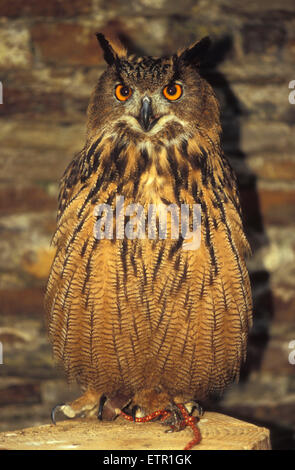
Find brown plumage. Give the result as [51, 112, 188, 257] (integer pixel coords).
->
[45, 35, 252, 422]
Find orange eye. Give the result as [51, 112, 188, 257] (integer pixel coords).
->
[115, 84, 132, 101]
[163, 83, 183, 101]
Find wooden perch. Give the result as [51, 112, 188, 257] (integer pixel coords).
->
[0, 412, 271, 450]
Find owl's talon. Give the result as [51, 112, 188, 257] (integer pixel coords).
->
[164, 428, 174, 433]
[185, 401, 204, 418]
[51, 403, 65, 425]
[97, 393, 132, 421]
[98, 394, 107, 421]
[131, 405, 140, 422]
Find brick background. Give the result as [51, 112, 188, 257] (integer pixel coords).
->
[0, 0, 294, 449]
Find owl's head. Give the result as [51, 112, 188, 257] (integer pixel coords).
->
[87, 34, 220, 144]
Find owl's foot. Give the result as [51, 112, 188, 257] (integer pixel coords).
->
[125, 388, 203, 422]
[125, 400, 203, 428]
[51, 389, 103, 424]
[163, 402, 202, 450]
[120, 398, 203, 450]
[51, 389, 132, 424]
[161, 400, 203, 430]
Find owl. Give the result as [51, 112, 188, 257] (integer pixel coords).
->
[46, 34, 252, 428]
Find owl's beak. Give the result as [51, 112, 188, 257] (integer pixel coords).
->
[139, 97, 157, 132]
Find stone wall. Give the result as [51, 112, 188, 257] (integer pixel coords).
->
[0, 0, 294, 449]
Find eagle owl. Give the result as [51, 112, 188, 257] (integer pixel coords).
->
[46, 34, 252, 426]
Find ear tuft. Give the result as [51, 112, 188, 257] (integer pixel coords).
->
[96, 33, 117, 66]
[96, 33, 127, 66]
[179, 36, 211, 66]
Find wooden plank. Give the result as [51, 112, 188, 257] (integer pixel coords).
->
[0, 412, 271, 450]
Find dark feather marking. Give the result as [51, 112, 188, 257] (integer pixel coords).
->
[209, 169, 217, 189]
[157, 276, 170, 301]
[157, 298, 166, 328]
[145, 298, 152, 328]
[112, 324, 124, 378]
[85, 288, 91, 310]
[140, 147, 149, 171]
[160, 345, 172, 371]
[201, 200, 218, 279]
[112, 142, 127, 176]
[185, 295, 193, 322]
[189, 149, 202, 170]
[220, 278, 229, 311]
[63, 213, 88, 263]
[58, 181, 87, 221]
[141, 259, 148, 286]
[61, 307, 71, 363]
[91, 238, 100, 253]
[82, 254, 92, 294]
[80, 238, 89, 257]
[173, 253, 181, 272]
[155, 159, 165, 177]
[132, 159, 145, 199]
[179, 162, 189, 189]
[168, 237, 183, 260]
[78, 150, 117, 218]
[153, 244, 165, 281]
[60, 269, 76, 311]
[80, 137, 103, 182]
[130, 249, 138, 277]
[89, 304, 94, 365]
[209, 268, 214, 286]
[183, 286, 190, 310]
[167, 147, 182, 203]
[199, 270, 206, 300]
[181, 320, 191, 355]
[176, 258, 188, 291]
[201, 201, 211, 249]
[60, 270, 76, 361]
[181, 139, 189, 159]
[85, 139, 99, 163]
[92, 147, 102, 173]
[200, 149, 210, 186]
[209, 245, 218, 277]
[160, 197, 171, 205]
[191, 180, 198, 202]
[116, 272, 122, 334]
[77, 174, 103, 218]
[133, 316, 139, 341]
[116, 301, 122, 334]
[212, 295, 217, 336]
[188, 343, 196, 389]
[130, 333, 136, 357]
[121, 239, 129, 296]
[64, 167, 78, 190]
[157, 317, 171, 354]
[212, 188, 226, 223]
